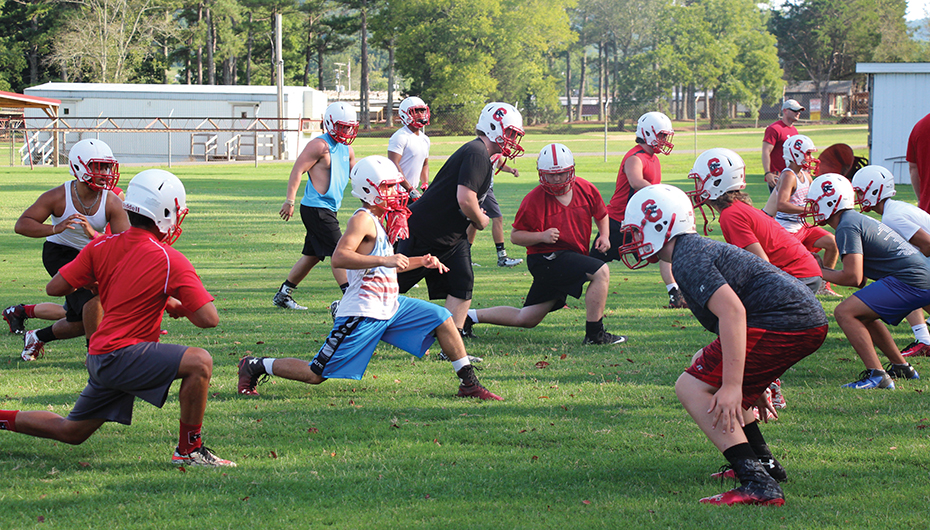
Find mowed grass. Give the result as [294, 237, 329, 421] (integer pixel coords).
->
[1, 124, 929, 529]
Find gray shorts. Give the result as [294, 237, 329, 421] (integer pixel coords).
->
[478, 187, 502, 219]
[67, 342, 187, 425]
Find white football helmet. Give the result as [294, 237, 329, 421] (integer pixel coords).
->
[851, 165, 896, 212]
[123, 169, 189, 245]
[804, 173, 854, 226]
[399, 96, 430, 129]
[68, 138, 119, 191]
[687, 148, 746, 206]
[783, 134, 819, 171]
[618, 184, 696, 269]
[537, 143, 575, 196]
[476, 102, 525, 160]
[637, 112, 674, 155]
[323, 102, 359, 145]
[350, 155, 408, 211]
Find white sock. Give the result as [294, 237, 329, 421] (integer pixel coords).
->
[451, 357, 471, 372]
[262, 357, 276, 376]
[467, 309, 478, 323]
[912, 323, 930, 345]
[666, 283, 678, 293]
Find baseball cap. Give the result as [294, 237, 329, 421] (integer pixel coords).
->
[782, 99, 805, 112]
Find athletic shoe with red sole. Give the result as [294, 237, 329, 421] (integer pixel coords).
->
[700, 486, 785, 506]
[3, 304, 26, 334]
[457, 383, 503, 401]
[237, 356, 267, 396]
[172, 446, 237, 467]
[901, 341, 930, 357]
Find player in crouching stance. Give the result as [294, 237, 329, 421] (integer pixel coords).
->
[619, 185, 828, 506]
[464, 144, 626, 345]
[0, 170, 235, 467]
[807, 174, 923, 389]
[238, 156, 501, 400]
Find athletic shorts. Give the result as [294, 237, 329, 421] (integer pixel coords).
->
[525, 251, 605, 310]
[310, 296, 450, 380]
[300, 205, 342, 258]
[854, 276, 930, 326]
[43, 241, 94, 323]
[589, 217, 628, 263]
[685, 325, 827, 410]
[797, 275, 823, 293]
[479, 187, 502, 219]
[67, 342, 188, 425]
[792, 224, 830, 253]
[396, 236, 474, 300]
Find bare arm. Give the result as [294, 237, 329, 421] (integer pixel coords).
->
[511, 228, 555, 247]
[15, 186, 78, 238]
[105, 191, 130, 234]
[761, 142, 777, 187]
[821, 253, 864, 288]
[742, 242, 769, 262]
[420, 158, 430, 188]
[911, 162, 921, 199]
[623, 156, 651, 191]
[773, 170, 803, 214]
[705, 284, 748, 433]
[592, 214, 610, 253]
[47, 273, 77, 297]
[457, 185, 489, 230]
[387, 151, 414, 191]
[909, 228, 930, 257]
[280, 139, 326, 221]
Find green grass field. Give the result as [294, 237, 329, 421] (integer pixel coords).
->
[2, 124, 929, 529]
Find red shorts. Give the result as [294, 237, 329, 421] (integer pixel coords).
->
[685, 325, 827, 409]
[794, 224, 831, 253]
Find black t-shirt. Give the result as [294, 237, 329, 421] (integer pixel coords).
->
[407, 138, 493, 246]
[671, 233, 828, 333]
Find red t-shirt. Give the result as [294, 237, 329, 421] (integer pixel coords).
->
[763, 120, 799, 174]
[907, 113, 930, 212]
[59, 227, 214, 356]
[513, 177, 608, 256]
[719, 200, 821, 279]
[606, 145, 662, 222]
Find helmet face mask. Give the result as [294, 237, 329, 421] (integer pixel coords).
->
[804, 173, 854, 226]
[122, 169, 188, 245]
[851, 165, 896, 212]
[537, 143, 575, 196]
[637, 112, 674, 155]
[323, 102, 359, 145]
[476, 103, 525, 160]
[618, 184, 696, 270]
[399, 96, 430, 129]
[69, 139, 120, 191]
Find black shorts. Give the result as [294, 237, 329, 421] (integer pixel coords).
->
[67, 342, 187, 425]
[479, 187, 502, 219]
[396, 236, 474, 300]
[300, 205, 342, 258]
[589, 217, 629, 263]
[525, 251, 605, 310]
[43, 241, 94, 322]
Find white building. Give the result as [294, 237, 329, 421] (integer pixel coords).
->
[23, 83, 328, 164]
[856, 63, 930, 183]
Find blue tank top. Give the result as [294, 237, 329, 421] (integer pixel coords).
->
[301, 133, 350, 212]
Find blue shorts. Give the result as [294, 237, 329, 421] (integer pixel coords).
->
[310, 296, 451, 380]
[854, 276, 930, 326]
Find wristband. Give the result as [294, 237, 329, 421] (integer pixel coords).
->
[284, 198, 295, 206]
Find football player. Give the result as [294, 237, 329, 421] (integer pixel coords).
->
[388, 96, 431, 201]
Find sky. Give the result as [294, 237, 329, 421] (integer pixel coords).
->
[908, 0, 930, 21]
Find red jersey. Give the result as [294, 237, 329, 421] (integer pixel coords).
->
[606, 145, 661, 222]
[719, 200, 821, 279]
[907, 113, 930, 213]
[59, 227, 214, 356]
[513, 177, 608, 256]
[762, 120, 799, 174]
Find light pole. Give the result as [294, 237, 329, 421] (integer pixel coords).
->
[334, 62, 346, 97]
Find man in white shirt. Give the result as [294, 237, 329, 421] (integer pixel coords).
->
[388, 96, 431, 200]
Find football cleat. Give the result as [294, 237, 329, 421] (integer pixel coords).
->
[461, 318, 477, 339]
[582, 330, 627, 345]
[3, 305, 26, 334]
[770, 379, 786, 409]
[497, 254, 523, 268]
[457, 383, 503, 401]
[884, 362, 920, 380]
[900, 340, 930, 358]
[273, 290, 307, 310]
[843, 369, 894, 389]
[172, 446, 237, 467]
[435, 350, 483, 363]
[699, 486, 785, 506]
[666, 287, 688, 309]
[701, 458, 784, 506]
[712, 458, 786, 483]
[21, 330, 45, 361]
[816, 282, 842, 297]
[237, 356, 268, 396]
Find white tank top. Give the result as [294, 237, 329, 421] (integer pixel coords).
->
[774, 170, 811, 233]
[335, 209, 400, 320]
[47, 181, 110, 250]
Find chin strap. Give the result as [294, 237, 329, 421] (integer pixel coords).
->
[696, 204, 715, 235]
[385, 207, 412, 244]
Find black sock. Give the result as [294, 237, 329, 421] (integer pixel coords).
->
[281, 280, 297, 291]
[723, 443, 757, 468]
[495, 242, 505, 252]
[340, 282, 349, 294]
[36, 326, 57, 343]
[585, 319, 604, 337]
[457, 365, 479, 387]
[742, 421, 773, 459]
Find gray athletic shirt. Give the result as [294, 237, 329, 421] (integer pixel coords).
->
[671, 233, 828, 334]
[834, 210, 930, 289]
